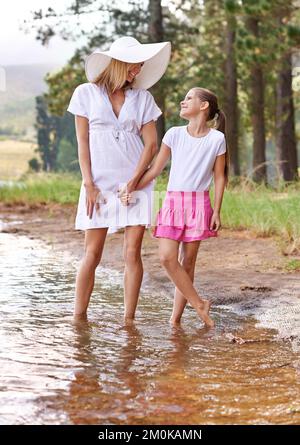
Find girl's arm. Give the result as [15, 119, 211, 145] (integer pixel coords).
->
[135, 142, 171, 190]
[125, 121, 158, 193]
[210, 153, 226, 231]
[75, 115, 103, 218]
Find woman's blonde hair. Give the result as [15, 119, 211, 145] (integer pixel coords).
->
[192, 87, 230, 187]
[93, 59, 141, 94]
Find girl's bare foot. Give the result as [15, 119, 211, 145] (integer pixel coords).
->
[197, 302, 215, 328]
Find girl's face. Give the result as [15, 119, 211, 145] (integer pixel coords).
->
[126, 62, 144, 83]
[180, 89, 209, 119]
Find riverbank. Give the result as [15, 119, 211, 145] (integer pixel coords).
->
[1, 201, 299, 308]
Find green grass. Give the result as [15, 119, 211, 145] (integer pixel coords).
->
[0, 172, 81, 204]
[220, 184, 300, 241]
[285, 259, 300, 272]
[0, 171, 299, 252]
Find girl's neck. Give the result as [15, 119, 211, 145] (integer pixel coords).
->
[187, 118, 209, 137]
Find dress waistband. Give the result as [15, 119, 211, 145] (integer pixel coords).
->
[166, 191, 210, 196]
[89, 125, 140, 137]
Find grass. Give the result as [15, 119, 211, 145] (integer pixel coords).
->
[0, 172, 81, 204]
[220, 181, 300, 242]
[285, 259, 300, 272]
[0, 139, 38, 180]
[0, 169, 299, 254]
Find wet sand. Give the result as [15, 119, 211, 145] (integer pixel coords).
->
[1, 201, 299, 308]
[1, 202, 300, 424]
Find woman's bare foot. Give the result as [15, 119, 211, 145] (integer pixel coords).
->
[123, 316, 135, 327]
[72, 313, 88, 324]
[169, 317, 182, 328]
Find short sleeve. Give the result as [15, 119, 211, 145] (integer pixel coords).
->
[162, 127, 175, 149]
[67, 84, 89, 118]
[141, 91, 162, 125]
[216, 134, 226, 156]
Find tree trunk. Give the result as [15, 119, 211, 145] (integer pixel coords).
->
[276, 51, 298, 181]
[246, 17, 267, 183]
[148, 0, 165, 145]
[224, 14, 240, 176]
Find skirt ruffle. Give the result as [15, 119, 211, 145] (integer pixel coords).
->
[153, 191, 217, 242]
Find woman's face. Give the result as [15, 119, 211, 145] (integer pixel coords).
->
[126, 62, 144, 83]
[180, 89, 208, 119]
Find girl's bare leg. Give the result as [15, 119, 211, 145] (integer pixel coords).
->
[170, 240, 202, 326]
[123, 225, 145, 323]
[74, 228, 108, 319]
[159, 238, 214, 328]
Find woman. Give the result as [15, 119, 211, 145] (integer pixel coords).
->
[67, 36, 171, 323]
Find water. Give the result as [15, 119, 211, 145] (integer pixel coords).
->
[0, 232, 299, 425]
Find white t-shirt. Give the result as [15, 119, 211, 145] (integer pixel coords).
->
[162, 125, 226, 191]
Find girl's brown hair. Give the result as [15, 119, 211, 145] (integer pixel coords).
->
[93, 59, 141, 94]
[192, 87, 230, 186]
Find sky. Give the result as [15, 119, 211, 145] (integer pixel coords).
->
[0, 0, 84, 67]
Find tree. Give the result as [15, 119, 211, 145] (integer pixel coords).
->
[35, 95, 60, 171]
[57, 138, 79, 172]
[275, 0, 300, 182]
[224, 1, 240, 176]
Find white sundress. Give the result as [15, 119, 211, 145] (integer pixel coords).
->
[67, 82, 162, 233]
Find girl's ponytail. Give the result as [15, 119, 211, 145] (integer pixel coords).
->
[215, 109, 226, 134]
[192, 87, 230, 187]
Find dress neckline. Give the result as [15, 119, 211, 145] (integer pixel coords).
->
[94, 83, 133, 122]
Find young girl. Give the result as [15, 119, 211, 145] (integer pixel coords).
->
[120, 87, 229, 328]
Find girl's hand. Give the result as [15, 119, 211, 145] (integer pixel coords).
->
[210, 210, 221, 231]
[117, 184, 134, 207]
[85, 183, 106, 218]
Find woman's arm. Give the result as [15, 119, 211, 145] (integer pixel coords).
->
[210, 153, 226, 231]
[75, 115, 103, 218]
[125, 120, 158, 193]
[75, 116, 93, 186]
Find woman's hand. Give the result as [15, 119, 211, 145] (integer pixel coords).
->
[210, 210, 221, 231]
[85, 183, 106, 218]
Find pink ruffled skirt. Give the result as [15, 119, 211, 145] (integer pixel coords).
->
[153, 191, 218, 242]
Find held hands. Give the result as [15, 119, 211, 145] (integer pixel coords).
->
[210, 210, 221, 231]
[117, 179, 137, 207]
[85, 183, 107, 218]
[118, 186, 132, 206]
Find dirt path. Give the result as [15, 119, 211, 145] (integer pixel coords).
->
[1, 202, 299, 305]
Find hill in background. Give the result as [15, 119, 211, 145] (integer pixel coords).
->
[0, 64, 60, 141]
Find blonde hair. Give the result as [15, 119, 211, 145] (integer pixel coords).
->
[192, 87, 230, 187]
[93, 59, 141, 94]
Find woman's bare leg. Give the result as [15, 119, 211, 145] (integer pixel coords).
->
[123, 225, 145, 323]
[170, 240, 201, 326]
[159, 238, 214, 328]
[74, 228, 108, 319]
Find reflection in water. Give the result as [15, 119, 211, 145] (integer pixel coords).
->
[0, 232, 299, 425]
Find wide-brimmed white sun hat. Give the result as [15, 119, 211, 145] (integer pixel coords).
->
[85, 36, 171, 90]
